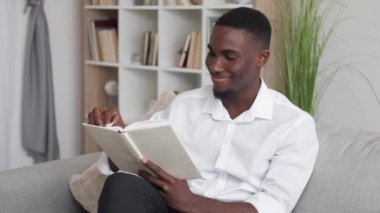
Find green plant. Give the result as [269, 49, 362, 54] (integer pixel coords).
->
[277, 0, 335, 114]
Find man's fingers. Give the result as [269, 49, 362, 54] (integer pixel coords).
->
[138, 170, 170, 191]
[91, 107, 104, 126]
[88, 111, 94, 124]
[142, 159, 174, 183]
[87, 106, 123, 127]
[103, 110, 118, 125]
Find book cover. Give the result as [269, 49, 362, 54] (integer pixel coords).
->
[178, 34, 191, 67]
[94, 19, 118, 29]
[82, 121, 201, 179]
[87, 16, 108, 61]
[141, 31, 150, 65]
[194, 32, 202, 69]
[186, 31, 197, 69]
[152, 32, 159, 66]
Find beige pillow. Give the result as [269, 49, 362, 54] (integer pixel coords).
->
[69, 163, 106, 213]
[142, 90, 177, 120]
[69, 90, 177, 212]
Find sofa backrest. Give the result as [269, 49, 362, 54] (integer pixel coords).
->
[293, 124, 380, 213]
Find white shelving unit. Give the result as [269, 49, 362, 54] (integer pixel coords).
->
[83, 0, 253, 152]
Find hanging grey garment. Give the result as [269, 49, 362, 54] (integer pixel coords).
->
[22, 0, 59, 163]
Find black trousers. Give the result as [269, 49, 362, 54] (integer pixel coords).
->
[98, 173, 176, 213]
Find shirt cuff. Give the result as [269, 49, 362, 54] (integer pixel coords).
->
[246, 192, 285, 213]
[96, 152, 116, 176]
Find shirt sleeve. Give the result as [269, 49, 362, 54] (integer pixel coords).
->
[246, 115, 319, 213]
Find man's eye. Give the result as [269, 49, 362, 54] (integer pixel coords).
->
[225, 54, 237, 60]
[207, 51, 216, 57]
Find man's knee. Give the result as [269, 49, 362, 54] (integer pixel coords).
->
[99, 173, 168, 213]
[103, 173, 153, 192]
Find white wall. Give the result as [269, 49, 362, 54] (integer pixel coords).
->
[315, 0, 380, 132]
[7, 0, 82, 169]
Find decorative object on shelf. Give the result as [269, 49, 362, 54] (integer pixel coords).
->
[278, 0, 338, 115]
[104, 80, 118, 106]
[131, 53, 141, 65]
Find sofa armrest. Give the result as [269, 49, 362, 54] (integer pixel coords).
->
[293, 124, 380, 213]
[0, 152, 100, 213]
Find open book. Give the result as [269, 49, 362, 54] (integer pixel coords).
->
[82, 120, 201, 179]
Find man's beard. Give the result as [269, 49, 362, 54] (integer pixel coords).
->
[213, 88, 234, 99]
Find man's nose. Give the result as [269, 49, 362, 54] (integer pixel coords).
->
[207, 57, 223, 73]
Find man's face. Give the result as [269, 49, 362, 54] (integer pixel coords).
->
[205, 26, 268, 99]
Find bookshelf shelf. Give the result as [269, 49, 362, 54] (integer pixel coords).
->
[82, 0, 253, 153]
[123, 64, 158, 71]
[84, 5, 119, 10]
[85, 60, 119, 67]
[163, 67, 202, 74]
[122, 6, 160, 10]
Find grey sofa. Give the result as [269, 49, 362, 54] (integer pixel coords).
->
[1, 124, 380, 213]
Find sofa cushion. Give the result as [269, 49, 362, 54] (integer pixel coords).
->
[0, 153, 100, 213]
[293, 124, 380, 213]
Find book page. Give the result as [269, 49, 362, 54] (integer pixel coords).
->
[82, 123, 145, 174]
[126, 121, 201, 179]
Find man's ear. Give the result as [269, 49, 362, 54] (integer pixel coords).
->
[256, 50, 270, 67]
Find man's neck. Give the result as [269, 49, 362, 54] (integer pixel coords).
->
[221, 83, 261, 120]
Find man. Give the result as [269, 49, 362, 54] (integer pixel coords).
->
[88, 7, 319, 213]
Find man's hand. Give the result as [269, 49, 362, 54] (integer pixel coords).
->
[87, 106, 125, 127]
[138, 159, 198, 212]
[87, 106, 125, 172]
[139, 159, 258, 213]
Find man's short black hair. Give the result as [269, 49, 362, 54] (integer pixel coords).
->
[215, 7, 272, 49]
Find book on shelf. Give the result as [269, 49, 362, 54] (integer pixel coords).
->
[141, 31, 158, 66]
[89, 19, 118, 62]
[147, 31, 156, 65]
[186, 31, 197, 69]
[97, 28, 118, 62]
[178, 34, 191, 67]
[133, 0, 158, 5]
[141, 31, 150, 65]
[91, 0, 118, 5]
[151, 32, 159, 66]
[194, 32, 202, 69]
[82, 120, 201, 179]
[88, 16, 107, 61]
[186, 31, 202, 69]
[178, 31, 201, 69]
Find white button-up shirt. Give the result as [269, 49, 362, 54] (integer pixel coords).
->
[98, 81, 319, 213]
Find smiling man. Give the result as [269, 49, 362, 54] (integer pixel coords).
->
[88, 7, 319, 213]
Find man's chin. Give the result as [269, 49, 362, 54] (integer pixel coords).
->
[213, 88, 233, 99]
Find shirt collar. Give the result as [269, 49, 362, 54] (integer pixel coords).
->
[201, 80, 274, 122]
